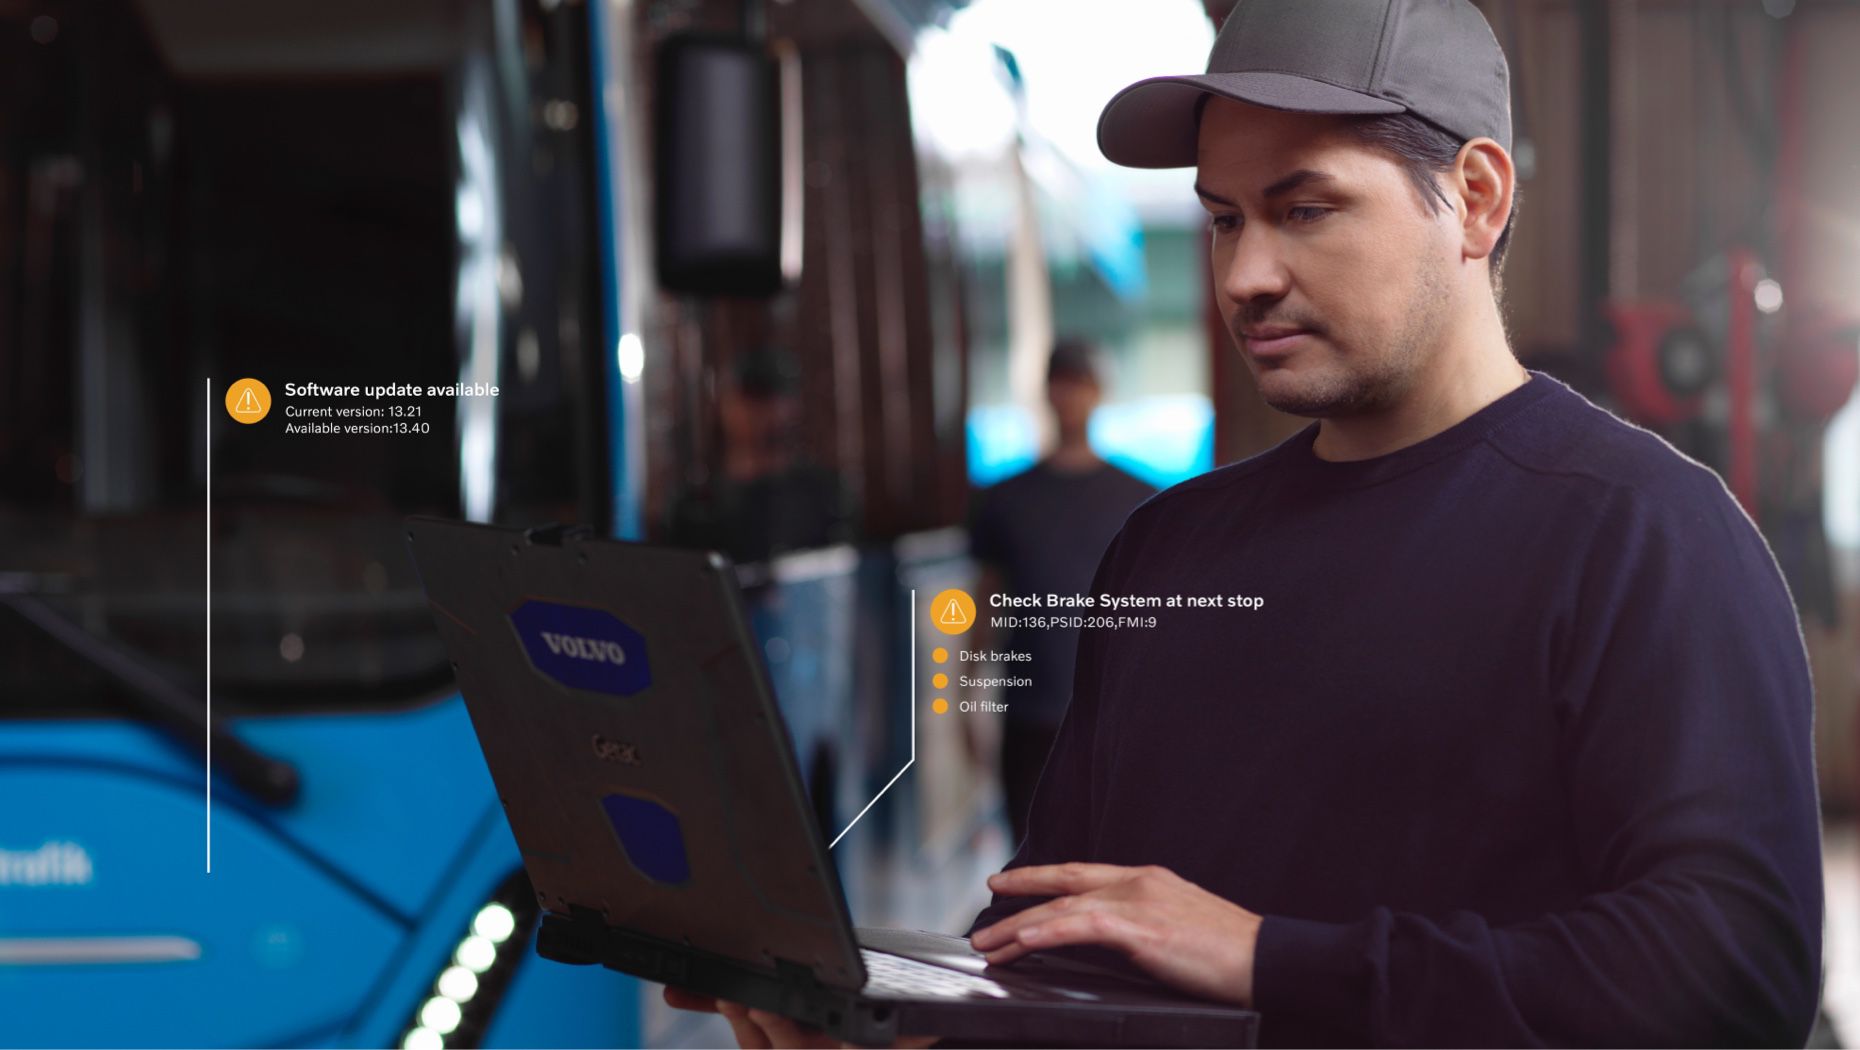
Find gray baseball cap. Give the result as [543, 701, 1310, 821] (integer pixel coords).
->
[1097, 0, 1511, 169]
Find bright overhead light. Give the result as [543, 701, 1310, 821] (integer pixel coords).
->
[402, 1026, 444, 1050]
[1754, 278, 1784, 314]
[618, 333, 645, 383]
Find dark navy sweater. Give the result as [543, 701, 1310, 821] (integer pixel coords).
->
[966, 370, 1823, 1047]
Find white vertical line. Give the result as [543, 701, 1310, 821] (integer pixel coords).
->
[205, 377, 212, 875]
[826, 587, 919, 850]
[910, 588, 915, 761]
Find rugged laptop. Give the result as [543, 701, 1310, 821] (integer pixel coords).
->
[404, 517, 1260, 1048]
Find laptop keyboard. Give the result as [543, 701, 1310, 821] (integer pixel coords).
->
[860, 948, 1011, 999]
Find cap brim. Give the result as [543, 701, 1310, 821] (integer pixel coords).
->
[1096, 72, 1406, 169]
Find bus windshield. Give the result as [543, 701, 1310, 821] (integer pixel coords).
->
[0, 3, 605, 716]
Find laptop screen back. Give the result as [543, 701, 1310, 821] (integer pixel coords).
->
[405, 517, 866, 990]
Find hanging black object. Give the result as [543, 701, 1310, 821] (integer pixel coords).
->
[654, 34, 783, 297]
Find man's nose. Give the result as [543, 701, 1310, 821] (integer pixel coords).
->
[1217, 225, 1292, 306]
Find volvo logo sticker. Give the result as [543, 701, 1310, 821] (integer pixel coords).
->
[509, 600, 652, 696]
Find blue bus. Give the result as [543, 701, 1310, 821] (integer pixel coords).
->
[0, 0, 1000, 1046]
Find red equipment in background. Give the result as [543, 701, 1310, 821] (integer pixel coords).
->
[1604, 249, 1858, 518]
[1603, 248, 1858, 642]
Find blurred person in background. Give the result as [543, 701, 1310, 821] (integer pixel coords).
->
[968, 338, 1157, 847]
[666, 346, 857, 565]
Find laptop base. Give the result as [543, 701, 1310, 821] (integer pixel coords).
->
[539, 912, 1260, 1047]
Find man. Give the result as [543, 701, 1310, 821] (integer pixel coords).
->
[968, 339, 1157, 847]
[665, 346, 856, 565]
[673, 0, 1823, 1045]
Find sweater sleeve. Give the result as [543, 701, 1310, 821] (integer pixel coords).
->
[1252, 470, 1824, 1047]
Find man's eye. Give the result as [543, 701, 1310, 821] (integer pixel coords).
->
[1207, 214, 1239, 234]
[1287, 206, 1330, 224]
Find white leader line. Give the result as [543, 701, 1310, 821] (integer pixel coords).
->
[205, 378, 213, 874]
[828, 588, 916, 850]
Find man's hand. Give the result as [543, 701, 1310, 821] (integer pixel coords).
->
[661, 986, 938, 1049]
[967, 862, 1263, 1006]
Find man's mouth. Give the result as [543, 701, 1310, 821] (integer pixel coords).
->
[1240, 327, 1312, 357]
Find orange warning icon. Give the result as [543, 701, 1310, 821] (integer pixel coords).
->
[930, 588, 976, 636]
[225, 378, 272, 424]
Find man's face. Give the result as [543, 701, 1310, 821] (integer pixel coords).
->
[719, 384, 797, 456]
[1047, 373, 1101, 432]
[1196, 96, 1460, 418]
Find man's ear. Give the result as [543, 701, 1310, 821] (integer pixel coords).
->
[1452, 138, 1513, 264]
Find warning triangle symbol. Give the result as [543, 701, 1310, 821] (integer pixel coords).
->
[234, 388, 262, 414]
[939, 598, 967, 626]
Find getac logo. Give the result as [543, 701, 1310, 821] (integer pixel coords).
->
[592, 734, 642, 765]
[541, 632, 628, 666]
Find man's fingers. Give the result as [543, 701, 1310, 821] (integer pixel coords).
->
[717, 999, 774, 1050]
[969, 892, 1100, 951]
[666, 985, 938, 1048]
[665, 989, 845, 1049]
[662, 985, 722, 1013]
[747, 1007, 840, 1048]
[980, 909, 1142, 968]
[985, 862, 1136, 897]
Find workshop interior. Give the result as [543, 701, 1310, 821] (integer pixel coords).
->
[3, 0, 1860, 1046]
